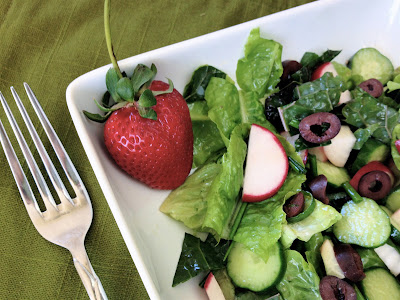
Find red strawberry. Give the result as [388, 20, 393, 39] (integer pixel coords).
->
[103, 80, 193, 189]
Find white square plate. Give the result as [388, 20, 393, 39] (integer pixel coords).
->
[66, 0, 400, 298]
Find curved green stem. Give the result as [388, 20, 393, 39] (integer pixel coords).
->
[104, 0, 123, 79]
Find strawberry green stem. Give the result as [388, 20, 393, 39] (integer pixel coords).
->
[104, 0, 123, 79]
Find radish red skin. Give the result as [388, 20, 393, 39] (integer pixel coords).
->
[349, 161, 394, 190]
[395, 140, 400, 154]
[242, 124, 289, 203]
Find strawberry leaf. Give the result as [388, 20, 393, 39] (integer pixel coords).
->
[116, 77, 134, 101]
[131, 64, 157, 93]
[106, 68, 122, 102]
[153, 78, 174, 96]
[138, 106, 157, 120]
[83, 110, 111, 123]
[138, 89, 157, 107]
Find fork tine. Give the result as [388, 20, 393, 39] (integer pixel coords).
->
[0, 91, 59, 212]
[10, 87, 74, 206]
[0, 115, 42, 217]
[23, 83, 88, 200]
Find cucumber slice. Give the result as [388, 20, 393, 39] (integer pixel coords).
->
[316, 160, 350, 188]
[349, 48, 394, 85]
[351, 139, 390, 174]
[360, 268, 400, 300]
[227, 242, 285, 292]
[287, 191, 316, 223]
[333, 198, 391, 247]
[386, 185, 400, 212]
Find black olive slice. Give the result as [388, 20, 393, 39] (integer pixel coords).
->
[281, 60, 302, 83]
[334, 244, 365, 282]
[299, 112, 341, 144]
[359, 78, 383, 98]
[309, 174, 329, 204]
[319, 276, 357, 300]
[358, 170, 392, 200]
[283, 192, 305, 218]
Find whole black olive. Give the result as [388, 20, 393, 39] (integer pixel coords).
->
[319, 276, 357, 300]
[309, 175, 329, 204]
[280, 60, 302, 85]
[358, 170, 392, 200]
[299, 112, 341, 144]
[334, 244, 365, 282]
[283, 192, 305, 218]
[359, 78, 383, 98]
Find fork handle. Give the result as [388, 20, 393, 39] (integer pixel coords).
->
[70, 245, 108, 300]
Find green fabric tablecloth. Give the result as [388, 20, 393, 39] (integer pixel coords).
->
[0, 0, 313, 299]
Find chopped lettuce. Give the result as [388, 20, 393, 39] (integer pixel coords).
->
[202, 124, 248, 239]
[236, 28, 283, 97]
[304, 233, 325, 278]
[281, 72, 345, 127]
[391, 124, 400, 171]
[287, 200, 342, 242]
[183, 65, 227, 103]
[342, 88, 400, 144]
[159, 163, 221, 230]
[189, 101, 226, 167]
[172, 233, 230, 286]
[233, 170, 306, 261]
[387, 73, 400, 93]
[277, 250, 322, 300]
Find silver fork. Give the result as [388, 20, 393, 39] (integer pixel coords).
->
[0, 83, 107, 300]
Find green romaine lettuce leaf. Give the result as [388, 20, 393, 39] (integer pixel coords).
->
[281, 72, 345, 127]
[291, 50, 341, 83]
[391, 124, 400, 170]
[387, 73, 400, 93]
[202, 124, 248, 239]
[355, 247, 386, 270]
[172, 233, 230, 286]
[189, 101, 226, 167]
[233, 170, 306, 261]
[342, 88, 400, 144]
[304, 233, 325, 278]
[236, 28, 283, 97]
[277, 250, 322, 300]
[159, 163, 221, 230]
[183, 65, 227, 103]
[287, 200, 342, 242]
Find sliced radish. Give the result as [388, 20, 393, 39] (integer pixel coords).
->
[395, 140, 400, 154]
[320, 239, 345, 279]
[350, 161, 394, 190]
[311, 62, 338, 81]
[311, 62, 352, 105]
[374, 244, 400, 276]
[308, 146, 328, 162]
[323, 125, 356, 167]
[242, 124, 288, 202]
[205, 272, 226, 300]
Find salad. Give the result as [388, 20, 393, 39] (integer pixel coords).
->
[159, 28, 400, 300]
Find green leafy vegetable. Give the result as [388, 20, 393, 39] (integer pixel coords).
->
[160, 163, 221, 231]
[342, 88, 400, 144]
[391, 124, 400, 170]
[292, 50, 341, 83]
[236, 28, 283, 97]
[355, 247, 386, 270]
[189, 102, 226, 167]
[353, 124, 380, 150]
[304, 233, 325, 278]
[172, 233, 230, 286]
[277, 250, 322, 300]
[281, 72, 345, 126]
[183, 65, 227, 103]
[387, 73, 400, 92]
[202, 125, 248, 239]
[233, 170, 306, 261]
[287, 200, 342, 242]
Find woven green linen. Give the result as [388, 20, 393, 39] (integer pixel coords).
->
[0, 0, 313, 299]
